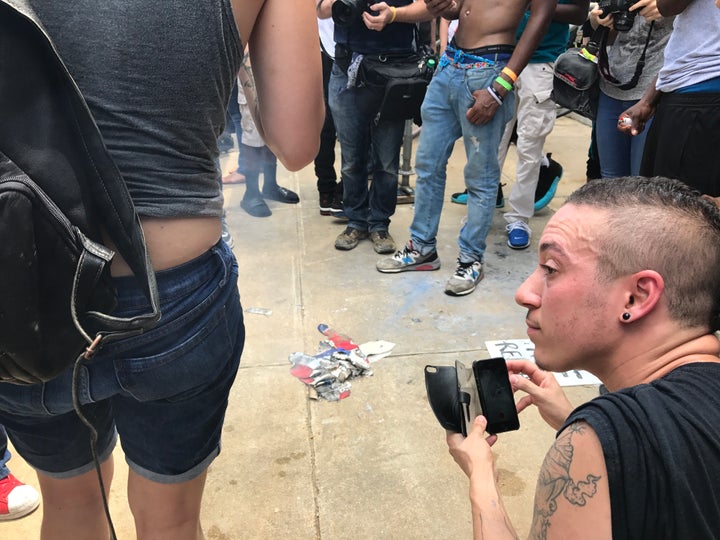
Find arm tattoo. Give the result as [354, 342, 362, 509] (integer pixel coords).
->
[530, 423, 602, 539]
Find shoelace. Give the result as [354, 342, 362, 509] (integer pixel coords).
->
[394, 243, 419, 261]
[454, 260, 476, 277]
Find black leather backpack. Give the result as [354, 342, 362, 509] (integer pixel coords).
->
[0, 0, 161, 385]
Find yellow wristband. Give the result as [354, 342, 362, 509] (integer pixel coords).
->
[501, 66, 518, 83]
[389, 6, 397, 23]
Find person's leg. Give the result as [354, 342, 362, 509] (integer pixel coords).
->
[596, 91, 634, 178]
[367, 117, 404, 236]
[329, 62, 374, 247]
[409, 67, 462, 254]
[109, 241, 243, 539]
[0, 426, 9, 479]
[240, 144, 271, 217]
[128, 470, 207, 540]
[0, 425, 41, 521]
[503, 63, 556, 248]
[261, 147, 299, 203]
[37, 459, 114, 540]
[376, 67, 461, 272]
[316, 50, 339, 207]
[458, 69, 516, 264]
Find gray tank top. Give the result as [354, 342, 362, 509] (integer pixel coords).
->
[29, 0, 243, 218]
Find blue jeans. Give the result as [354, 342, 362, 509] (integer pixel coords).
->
[410, 61, 514, 263]
[328, 63, 405, 233]
[0, 241, 244, 483]
[596, 91, 652, 177]
[0, 426, 9, 478]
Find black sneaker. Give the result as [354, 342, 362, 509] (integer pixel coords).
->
[534, 153, 563, 212]
[450, 186, 505, 208]
[496, 183, 505, 208]
[319, 192, 334, 216]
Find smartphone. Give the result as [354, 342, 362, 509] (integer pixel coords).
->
[472, 357, 520, 434]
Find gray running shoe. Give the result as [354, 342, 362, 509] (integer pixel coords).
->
[376, 241, 441, 273]
[444, 259, 483, 296]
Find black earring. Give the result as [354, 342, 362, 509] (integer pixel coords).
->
[622, 312, 631, 321]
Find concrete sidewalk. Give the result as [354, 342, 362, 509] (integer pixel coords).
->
[5, 115, 599, 539]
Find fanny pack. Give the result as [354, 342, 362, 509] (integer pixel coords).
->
[0, 0, 161, 385]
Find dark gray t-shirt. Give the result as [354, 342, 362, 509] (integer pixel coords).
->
[29, 0, 243, 218]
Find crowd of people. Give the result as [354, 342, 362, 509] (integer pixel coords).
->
[1, 0, 719, 538]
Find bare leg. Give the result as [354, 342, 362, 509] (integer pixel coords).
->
[38, 456, 114, 540]
[128, 468, 207, 540]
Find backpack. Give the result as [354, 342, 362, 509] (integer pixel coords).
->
[0, 0, 160, 385]
[551, 43, 600, 120]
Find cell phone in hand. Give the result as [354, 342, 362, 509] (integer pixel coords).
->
[472, 357, 520, 434]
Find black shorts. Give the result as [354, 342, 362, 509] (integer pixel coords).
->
[641, 91, 720, 196]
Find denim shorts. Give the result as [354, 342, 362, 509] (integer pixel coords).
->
[0, 240, 244, 483]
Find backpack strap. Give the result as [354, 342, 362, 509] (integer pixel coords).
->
[1, 0, 160, 344]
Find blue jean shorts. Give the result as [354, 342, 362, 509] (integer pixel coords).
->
[0, 240, 244, 483]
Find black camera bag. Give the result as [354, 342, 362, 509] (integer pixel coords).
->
[551, 44, 601, 120]
[359, 43, 436, 125]
[0, 0, 160, 385]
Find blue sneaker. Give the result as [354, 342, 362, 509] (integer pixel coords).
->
[451, 185, 505, 208]
[506, 221, 531, 250]
[451, 190, 468, 205]
[534, 153, 563, 212]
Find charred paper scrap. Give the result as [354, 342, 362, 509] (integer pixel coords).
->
[288, 324, 394, 401]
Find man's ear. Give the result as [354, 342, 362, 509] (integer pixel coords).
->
[625, 270, 664, 320]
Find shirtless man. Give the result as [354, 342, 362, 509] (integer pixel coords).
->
[0, 1, 322, 539]
[377, 0, 555, 296]
[448, 176, 720, 538]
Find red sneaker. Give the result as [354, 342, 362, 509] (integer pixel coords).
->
[0, 474, 40, 520]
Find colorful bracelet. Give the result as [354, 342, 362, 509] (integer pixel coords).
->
[495, 76, 513, 92]
[501, 66, 518, 83]
[486, 86, 503, 106]
[389, 6, 397, 23]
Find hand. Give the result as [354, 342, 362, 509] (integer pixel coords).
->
[505, 359, 574, 431]
[446, 415, 499, 480]
[630, 0, 662, 21]
[590, 8, 615, 28]
[466, 89, 500, 125]
[362, 2, 392, 31]
[618, 99, 655, 136]
[424, 0, 457, 17]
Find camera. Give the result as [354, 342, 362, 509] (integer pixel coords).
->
[332, 0, 372, 27]
[597, 0, 637, 32]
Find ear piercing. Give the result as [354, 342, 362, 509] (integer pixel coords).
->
[622, 312, 631, 321]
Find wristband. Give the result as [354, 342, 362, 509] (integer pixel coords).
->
[495, 76, 513, 92]
[389, 6, 397, 23]
[501, 66, 518, 83]
[486, 86, 503, 106]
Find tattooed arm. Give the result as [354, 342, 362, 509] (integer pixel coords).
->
[529, 422, 612, 539]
